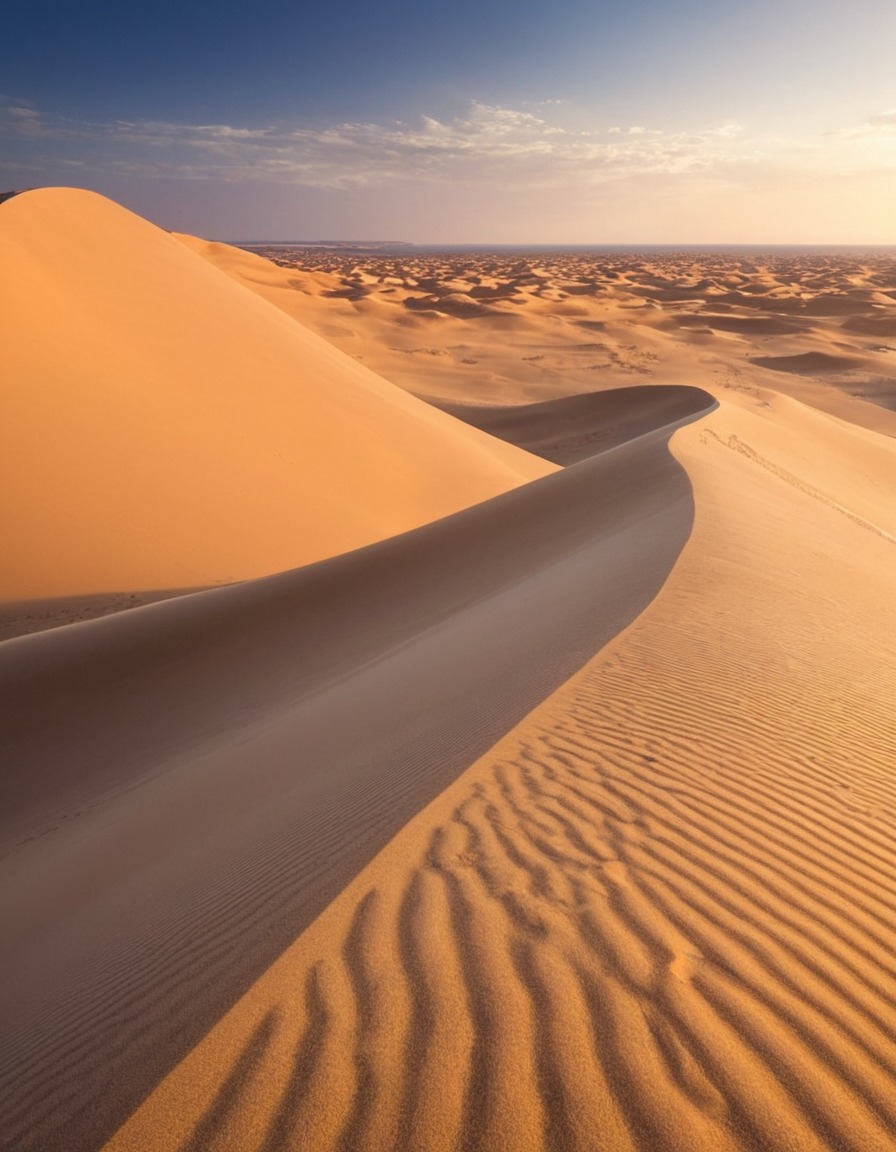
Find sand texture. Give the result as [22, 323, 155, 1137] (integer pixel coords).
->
[1, 196, 895, 1152]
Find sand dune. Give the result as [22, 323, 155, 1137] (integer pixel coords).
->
[1, 390, 713, 1151]
[437, 385, 719, 464]
[751, 350, 866, 374]
[843, 314, 896, 338]
[0, 190, 550, 604]
[2, 196, 896, 1152]
[97, 388, 896, 1152]
[0, 588, 204, 642]
[669, 313, 804, 336]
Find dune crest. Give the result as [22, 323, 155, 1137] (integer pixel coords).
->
[0, 189, 551, 602]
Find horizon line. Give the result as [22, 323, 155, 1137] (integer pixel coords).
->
[229, 239, 896, 250]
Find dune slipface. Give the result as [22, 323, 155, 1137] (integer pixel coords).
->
[437, 385, 716, 464]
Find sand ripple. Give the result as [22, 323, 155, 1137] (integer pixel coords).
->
[106, 628, 896, 1152]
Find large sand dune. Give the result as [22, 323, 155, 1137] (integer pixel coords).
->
[0, 190, 549, 604]
[2, 195, 895, 1152]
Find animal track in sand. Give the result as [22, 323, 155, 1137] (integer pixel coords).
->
[702, 429, 896, 545]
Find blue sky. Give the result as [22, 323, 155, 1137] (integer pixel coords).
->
[2, 0, 894, 241]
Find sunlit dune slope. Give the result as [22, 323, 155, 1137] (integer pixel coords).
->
[0, 189, 551, 600]
[174, 231, 346, 318]
[0, 388, 713, 1152]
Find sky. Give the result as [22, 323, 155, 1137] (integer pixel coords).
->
[2, 0, 894, 242]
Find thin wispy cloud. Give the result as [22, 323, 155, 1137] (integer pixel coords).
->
[833, 109, 896, 140]
[3, 97, 892, 242]
[0, 100, 756, 187]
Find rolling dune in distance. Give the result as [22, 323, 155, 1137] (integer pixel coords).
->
[2, 192, 895, 1152]
[204, 240, 896, 437]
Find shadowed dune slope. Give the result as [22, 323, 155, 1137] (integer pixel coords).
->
[750, 351, 866, 374]
[0, 392, 713, 1152]
[100, 390, 896, 1152]
[0, 189, 551, 601]
[437, 386, 714, 464]
[0, 588, 206, 642]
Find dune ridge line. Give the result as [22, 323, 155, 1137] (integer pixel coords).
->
[0, 391, 713, 1152]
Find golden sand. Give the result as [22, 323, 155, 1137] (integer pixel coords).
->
[0, 190, 549, 605]
[187, 239, 896, 435]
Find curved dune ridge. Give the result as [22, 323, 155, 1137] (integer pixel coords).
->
[749, 350, 865, 374]
[435, 385, 717, 464]
[0, 189, 551, 602]
[99, 392, 896, 1152]
[0, 389, 713, 1152]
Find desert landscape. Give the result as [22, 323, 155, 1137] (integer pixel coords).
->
[1, 185, 895, 1152]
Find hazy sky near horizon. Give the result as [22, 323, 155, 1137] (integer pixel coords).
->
[2, 0, 894, 242]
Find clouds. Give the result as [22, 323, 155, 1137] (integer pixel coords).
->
[0, 98, 756, 189]
[2, 96, 892, 242]
[834, 109, 896, 140]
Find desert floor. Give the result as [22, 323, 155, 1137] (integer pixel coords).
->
[1, 190, 895, 1152]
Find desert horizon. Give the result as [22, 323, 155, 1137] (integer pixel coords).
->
[235, 241, 896, 251]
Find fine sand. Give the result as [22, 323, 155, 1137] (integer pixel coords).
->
[1, 194, 895, 1152]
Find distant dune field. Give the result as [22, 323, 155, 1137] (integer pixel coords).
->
[194, 238, 896, 433]
[1, 191, 895, 1152]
